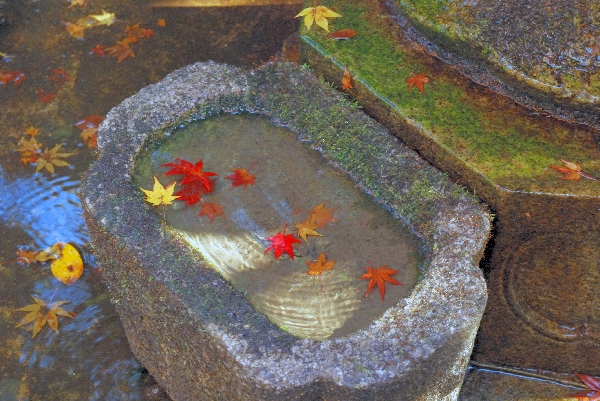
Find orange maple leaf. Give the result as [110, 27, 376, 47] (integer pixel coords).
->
[359, 264, 402, 301]
[198, 202, 224, 223]
[106, 41, 135, 62]
[0, 70, 26, 86]
[549, 159, 598, 181]
[226, 167, 255, 189]
[405, 73, 429, 95]
[306, 253, 335, 276]
[341, 67, 353, 90]
[327, 28, 357, 40]
[309, 202, 337, 227]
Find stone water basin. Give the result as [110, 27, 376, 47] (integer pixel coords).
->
[80, 61, 490, 400]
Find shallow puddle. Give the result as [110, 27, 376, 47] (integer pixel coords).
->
[136, 114, 423, 339]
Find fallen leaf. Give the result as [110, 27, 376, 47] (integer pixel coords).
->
[570, 373, 600, 401]
[64, 21, 85, 39]
[75, 115, 104, 130]
[35, 243, 63, 262]
[295, 218, 322, 241]
[0, 70, 26, 86]
[24, 126, 40, 137]
[106, 40, 135, 62]
[50, 243, 84, 285]
[16, 249, 38, 264]
[157, 18, 167, 27]
[15, 296, 73, 338]
[17, 137, 42, 165]
[47, 68, 69, 86]
[90, 10, 116, 26]
[174, 180, 214, 206]
[306, 253, 335, 276]
[548, 159, 599, 181]
[295, 5, 341, 32]
[36, 89, 56, 103]
[90, 44, 106, 56]
[226, 167, 255, 189]
[341, 67, 353, 90]
[163, 158, 219, 192]
[198, 202, 225, 223]
[68, 0, 85, 7]
[80, 128, 98, 149]
[35, 144, 75, 174]
[265, 223, 301, 260]
[140, 176, 179, 206]
[405, 73, 430, 95]
[309, 202, 337, 227]
[327, 28, 357, 40]
[359, 264, 402, 301]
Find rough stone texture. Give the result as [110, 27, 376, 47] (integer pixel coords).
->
[80, 61, 490, 400]
[385, 0, 600, 129]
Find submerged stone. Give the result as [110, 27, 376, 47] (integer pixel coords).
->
[80, 61, 490, 400]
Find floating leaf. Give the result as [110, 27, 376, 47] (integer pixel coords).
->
[24, 126, 40, 137]
[198, 202, 225, 223]
[295, 218, 322, 241]
[306, 253, 335, 276]
[309, 202, 337, 227]
[162, 158, 218, 189]
[90, 10, 116, 27]
[35, 144, 75, 174]
[50, 243, 84, 285]
[226, 167, 255, 189]
[15, 296, 73, 338]
[265, 223, 301, 260]
[570, 373, 600, 400]
[140, 176, 179, 207]
[105, 41, 135, 63]
[359, 264, 402, 301]
[0, 70, 26, 86]
[35, 243, 63, 262]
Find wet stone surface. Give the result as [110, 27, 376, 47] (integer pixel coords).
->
[80, 61, 490, 400]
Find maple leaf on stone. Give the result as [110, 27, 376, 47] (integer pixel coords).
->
[405, 73, 430, 95]
[265, 223, 301, 260]
[140, 176, 179, 206]
[162, 158, 219, 190]
[199, 202, 224, 223]
[570, 373, 600, 401]
[295, 218, 322, 241]
[359, 264, 402, 301]
[295, 5, 341, 32]
[106, 41, 135, 63]
[15, 296, 73, 338]
[35, 144, 75, 174]
[90, 10, 116, 26]
[549, 159, 599, 181]
[226, 167, 255, 189]
[309, 202, 337, 227]
[306, 253, 335, 276]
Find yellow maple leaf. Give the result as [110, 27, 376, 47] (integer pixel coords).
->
[90, 10, 116, 26]
[50, 243, 84, 285]
[35, 144, 75, 174]
[64, 21, 86, 39]
[295, 218, 322, 241]
[15, 296, 73, 338]
[306, 253, 335, 276]
[24, 125, 40, 137]
[35, 243, 63, 263]
[140, 176, 179, 206]
[295, 5, 341, 32]
[68, 0, 85, 7]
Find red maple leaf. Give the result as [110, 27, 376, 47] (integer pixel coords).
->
[174, 180, 215, 206]
[198, 202, 224, 223]
[162, 158, 219, 190]
[359, 264, 402, 301]
[571, 373, 600, 401]
[90, 45, 106, 56]
[47, 68, 69, 86]
[0, 70, 26, 86]
[75, 115, 104, 130]
[36, 89, 56, 103]
[226, 167, 255, 189]
[405, 73, 429, 95]
[264, 223, 301, 260]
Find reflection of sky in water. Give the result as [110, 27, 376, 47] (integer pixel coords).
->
[0, 166, 88, 248]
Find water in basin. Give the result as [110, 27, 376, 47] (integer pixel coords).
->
[136, 114, 423, 339]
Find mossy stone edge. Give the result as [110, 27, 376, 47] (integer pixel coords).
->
[80, 61, 490, 400]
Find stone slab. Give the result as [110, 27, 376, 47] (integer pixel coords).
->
[79, 61, 490, 400]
